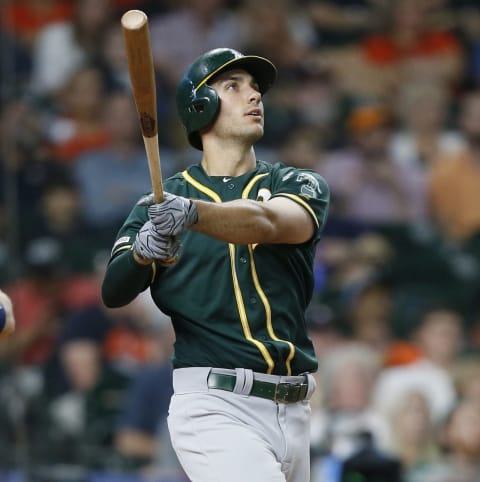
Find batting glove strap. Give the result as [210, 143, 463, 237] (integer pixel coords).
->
[138, 192, 198, 236]
[133, 221, 181, 262]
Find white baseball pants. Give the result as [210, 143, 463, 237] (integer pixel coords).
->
[167, 367, 315, 482]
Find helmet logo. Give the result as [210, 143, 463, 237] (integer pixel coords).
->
[192, 100, 206, 113]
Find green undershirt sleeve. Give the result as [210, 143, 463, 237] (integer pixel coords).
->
[101, 249, 156, 308]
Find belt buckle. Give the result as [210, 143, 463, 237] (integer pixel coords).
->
[274, 381, 309, 403]
[274, 382, 300, 403]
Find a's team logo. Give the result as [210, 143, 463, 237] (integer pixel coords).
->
[257, 188, 272, 202]
[296, 173, 321, 199]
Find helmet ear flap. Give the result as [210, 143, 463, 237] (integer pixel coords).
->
[179, 83, 220, 150]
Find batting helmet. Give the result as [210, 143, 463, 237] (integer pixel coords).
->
[176, 48, 277, 150]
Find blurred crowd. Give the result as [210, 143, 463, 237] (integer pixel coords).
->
[1, 0, 480, 481]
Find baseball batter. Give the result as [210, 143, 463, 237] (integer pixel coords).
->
[102, 48, 330, 482]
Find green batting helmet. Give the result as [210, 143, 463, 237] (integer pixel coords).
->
[176, 48, 277, 150]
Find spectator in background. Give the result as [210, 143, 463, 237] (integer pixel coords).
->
[310, 342, 391, 481]
[385, 390, 443, 482]
[454, 1, 480, 88]
[45, 65, 110, 164]
[240, 0, 316, 76]
[150, 0, 247, 90]
[312, 0, 464, 101]
[0, 0, 74, 51]
[20, 174, 101, 274]
[29, 0, 113, 97]
[113, 310, 182, 476]
[306, 0, 388, 48]
[451, 354, 480, 410]
[390, 80, 464, 171]
[264, 64, 342, 150]
[54, 261, 160, 384]
[421, 399, 480, 482]
[97, 21, 131, 92]
[47, 336, 130, 466]
[73, 90, 175, 234]
[339, 272, 423, 367]
[373, 306, 463, 426]
[428, 88, 480, 244]
[320, 104, 425, 225]
[0, 237, 99, 370]
[0, 97, 63, 211]
[238, 1, 324, 149]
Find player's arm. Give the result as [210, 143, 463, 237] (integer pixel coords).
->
[191, 196, 314, 245]
[101, 204, 179, 309]
[143, 169, 329, 245]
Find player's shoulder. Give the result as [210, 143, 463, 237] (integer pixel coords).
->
[265, 161, 329, 197]
[162, 170, 190, 194]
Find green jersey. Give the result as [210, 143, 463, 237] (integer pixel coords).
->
[102, 160, 329, 376]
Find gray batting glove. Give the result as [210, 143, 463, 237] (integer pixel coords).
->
[133, 221, 181, 264]
[138, 192, 198, 237]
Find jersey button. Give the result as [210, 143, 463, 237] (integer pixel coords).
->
[249, 297, 257, 304]
[228, 183, 235, 190]
[240, 257, 247, 264]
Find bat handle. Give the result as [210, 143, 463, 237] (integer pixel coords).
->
[143, 135, 164, 203]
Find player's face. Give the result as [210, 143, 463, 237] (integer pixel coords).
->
[209, 69, 264, 145]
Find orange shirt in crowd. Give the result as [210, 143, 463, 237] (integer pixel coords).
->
[1, 1, 74, 46]
[429, 150, 480, 242]
[362, 31, 461, 65]
[51, 131, 111, 164]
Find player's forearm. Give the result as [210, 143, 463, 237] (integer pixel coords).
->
[191, 199, 280, 244]
[102, 250, 155, 308]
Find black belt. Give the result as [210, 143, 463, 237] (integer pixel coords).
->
[207, 372, 309, 404]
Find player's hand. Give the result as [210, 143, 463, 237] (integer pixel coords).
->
[0, 289, 15, 339]
[133, 221, 181, 266]
[138, 192, 198, 236]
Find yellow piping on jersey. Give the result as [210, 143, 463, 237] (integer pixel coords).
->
[229, 243, 275, 373]
[242, 175, 295, 375]
[181, 170, 275, 373]
[182, 170, 222, 203]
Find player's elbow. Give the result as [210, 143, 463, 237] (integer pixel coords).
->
[101, 278, 137, 308]
[101, 283, 123, 308]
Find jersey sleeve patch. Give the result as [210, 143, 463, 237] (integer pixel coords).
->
[111, 235, 132, 256]
[296, 173, 322, 199]
[273, 166, 330, 242]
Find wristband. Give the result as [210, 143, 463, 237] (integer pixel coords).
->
[0, 305, 6, 332]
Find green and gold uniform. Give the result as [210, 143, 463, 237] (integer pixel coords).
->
[102, 160, 329, 376]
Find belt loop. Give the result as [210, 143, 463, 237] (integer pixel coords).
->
[305, 373, 316, 400]
[233, 368, 254, 396]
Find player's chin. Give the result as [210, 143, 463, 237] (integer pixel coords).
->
[246, 124, 264, 143]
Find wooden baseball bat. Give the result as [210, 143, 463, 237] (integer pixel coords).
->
[121, 10, 163, 203]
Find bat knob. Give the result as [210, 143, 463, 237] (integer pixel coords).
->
[121, 9, 148, 30]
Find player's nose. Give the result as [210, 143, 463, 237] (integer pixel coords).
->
[248, 88, 261, 104]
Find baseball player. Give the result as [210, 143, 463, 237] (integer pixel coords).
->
[0, 289, 15, 339]
[102, 48, 330, 482]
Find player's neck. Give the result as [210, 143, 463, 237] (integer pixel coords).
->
[201, 140, 257, 177]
